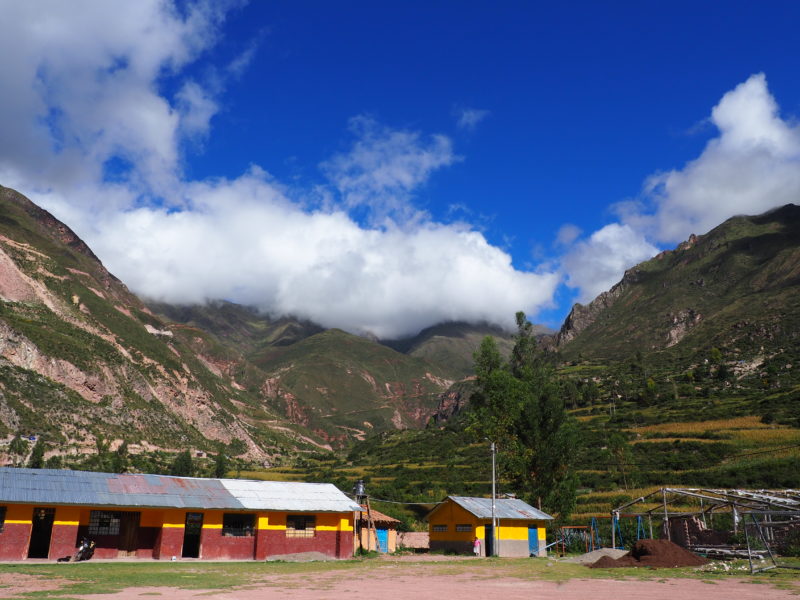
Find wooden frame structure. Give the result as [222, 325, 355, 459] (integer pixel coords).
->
[611, 487, 800, 573]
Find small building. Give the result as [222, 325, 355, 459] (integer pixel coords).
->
[0, 468, 361, 561]
[427, 496, 552, 557]
[396, 531, 429, 552]
[355, 505, 400, 553]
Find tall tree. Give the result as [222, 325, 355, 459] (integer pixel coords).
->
[469, 312, 579, 520]
[213, 452, 229, 479]
[170, 450, 194, 477]
[28, 438, 45, 469]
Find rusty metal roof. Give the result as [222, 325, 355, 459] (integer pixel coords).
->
[0, 468, 361, 512]
[446, 496, 553, 521]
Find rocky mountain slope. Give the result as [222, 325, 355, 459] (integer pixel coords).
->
[0, 186, 329, 464]
[149, 303, 461, 445]
[554, 204, 800, 363]
[1, 185, 509, 463]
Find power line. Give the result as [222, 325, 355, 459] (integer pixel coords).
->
[574, 443, 800, 469]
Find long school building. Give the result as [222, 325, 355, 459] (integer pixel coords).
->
[427, 496, 553, 557]
[0, 468, 361, 561]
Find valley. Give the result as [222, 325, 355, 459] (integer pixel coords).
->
[0, 184, 798, 529]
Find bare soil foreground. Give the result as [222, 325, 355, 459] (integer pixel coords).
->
[1, 555, 798, 600]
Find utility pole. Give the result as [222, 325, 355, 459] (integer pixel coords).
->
[353, 479, 366, 552]
[491, 441, 497, 557]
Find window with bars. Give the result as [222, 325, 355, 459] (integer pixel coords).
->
[455, 524, 472, 532]
[286, 515, 316, 538]
[0, 506, 6, 532]
[432, 524, 447, 532]
[88, 510, 121, 536]
[222, 513, 255, 537]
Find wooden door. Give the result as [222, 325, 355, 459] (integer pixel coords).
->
[118, 512, 141, 557]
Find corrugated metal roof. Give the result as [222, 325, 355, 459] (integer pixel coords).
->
[221, 480, 361, 512]
[0, 468, 360, 512]
[447, 496, 553, 521]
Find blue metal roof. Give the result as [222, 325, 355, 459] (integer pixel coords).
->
[0, 468, 360, 512]
[446, 496, 553, 521]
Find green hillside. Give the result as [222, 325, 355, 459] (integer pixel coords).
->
[383, 321, 518, 378]
[250, 329, 455, 445]
[556, 204, 800, 363]
[0, 185, 317, 467]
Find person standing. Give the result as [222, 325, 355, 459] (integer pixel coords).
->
[473, 536, 481, 557]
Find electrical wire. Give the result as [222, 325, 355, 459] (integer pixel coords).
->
[574, 443, 800, 469]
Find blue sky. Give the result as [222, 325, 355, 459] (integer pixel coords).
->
[2, 1, 800, 336]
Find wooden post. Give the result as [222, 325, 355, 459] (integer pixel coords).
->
[648, 513, 653, 539]
[662, 489, 670, 541]
[365, 498, 377, 551]
[611, 512, 616, 549]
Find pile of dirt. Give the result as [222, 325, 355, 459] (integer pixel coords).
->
[589, 539, 708, 569]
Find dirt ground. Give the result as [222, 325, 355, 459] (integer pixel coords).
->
[4, 563, 799, 600]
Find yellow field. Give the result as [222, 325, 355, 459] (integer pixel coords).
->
[630, 415, 771, 435]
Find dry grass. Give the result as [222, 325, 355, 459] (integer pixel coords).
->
[728, 428, 800, 444]
[630, 437, 719, 444]
[631, 415, 770, 435]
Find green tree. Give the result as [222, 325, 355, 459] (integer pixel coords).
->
[213, 452, 229, 479]
[170, 450, 193, 477]
[28, 438, 45, 469]
[110, 441, 129, 473]
[9, 435, 27, 456]
[469, 312, 580, 520]
[607, 431, 634, 490]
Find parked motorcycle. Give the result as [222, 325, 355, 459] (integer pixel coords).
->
[71, 537, 95, 562]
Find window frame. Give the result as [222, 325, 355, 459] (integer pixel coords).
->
[432, 524, 447, 532]
[286, 514, 316, 538]
[222, 513, 256, 537]
[88, 510, 122, 536]
[455, 524, 472, 532]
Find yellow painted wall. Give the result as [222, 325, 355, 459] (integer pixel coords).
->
[5, 505, 32, 524]
[54, 507, 80, 526]
[428, 501, 479, 541]
[428, 500, 548, 544]
[2, 505, 353, 533]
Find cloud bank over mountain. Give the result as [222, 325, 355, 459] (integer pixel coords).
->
[0, 0, 557, 338]
[1, 3, 799, 332]
[563, 73, 800, 302]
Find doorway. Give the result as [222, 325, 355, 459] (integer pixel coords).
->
[376, 528, 388, 553]
[27, 507, 55, 558]
[182, 512, 203, 558]
[528, 526, 537, 556]
[118, 512, 141, 557]
[484, 525, 494, 557]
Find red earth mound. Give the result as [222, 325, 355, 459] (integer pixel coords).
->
[589, 539, 708, 569]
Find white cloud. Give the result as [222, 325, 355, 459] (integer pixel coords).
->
[562, 224, 658, 303]
[76, 169, 559, 339]
[0, 0, 231, 199]
[0, 1, 559, 338]
[555, 224, 582, 247]
[455, 107, 490, 130]
[564, 73, 800, 303]
[321, 116, 462, 224]
[625, 73, 800, 243]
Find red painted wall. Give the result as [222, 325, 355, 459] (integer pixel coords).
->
[49, 524, 79, 560]
[136, 527, 159, 558]
[155, 526, 184, 560]
[199, 528, 256, 560]
[0, 523, 31, 560]
[258, 530, 352, 559]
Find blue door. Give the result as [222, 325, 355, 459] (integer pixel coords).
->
[376, 528, 389, 553]
[528, 526, 537, 556]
